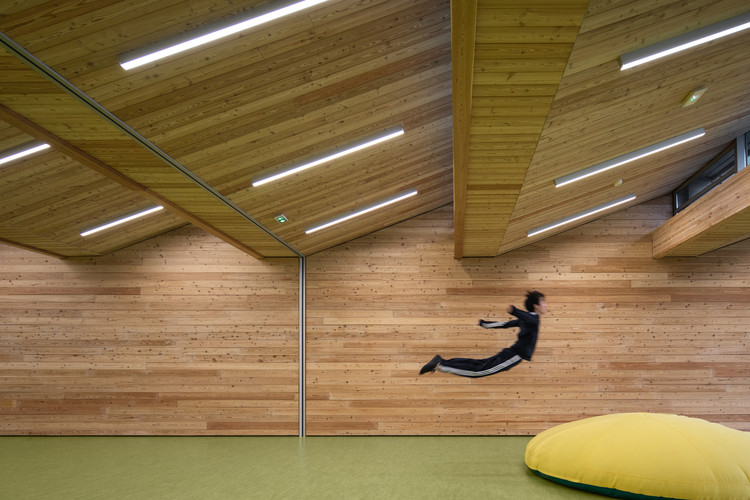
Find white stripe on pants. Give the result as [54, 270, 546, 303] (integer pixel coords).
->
[437, 349, 522, 378]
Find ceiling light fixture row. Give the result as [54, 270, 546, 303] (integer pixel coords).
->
[252, 126, 405, 187]
[252, 126, 413, 234]
[554, 128, 706, 188]
[618, 10, 750, 70]
[80, 206, 164, 237]
[120, 0, 330, 70]
[0, 142, 51, 166]
[527, 194, 636, 238]
[306, 189, 418, 234]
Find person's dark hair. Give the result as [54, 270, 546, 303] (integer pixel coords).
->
[524, 290, 545, 312]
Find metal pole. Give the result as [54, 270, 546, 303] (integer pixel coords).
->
[299, 256, 306, 437]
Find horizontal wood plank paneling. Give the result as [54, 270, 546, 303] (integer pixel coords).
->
[3, 198, 750, 435]
[306, 199, 750, 435]
[0, 226, 299, 435]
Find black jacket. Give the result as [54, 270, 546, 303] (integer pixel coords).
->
[481, 307, 540, 361]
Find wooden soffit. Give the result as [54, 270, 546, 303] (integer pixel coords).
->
[652, 164, 750, 258]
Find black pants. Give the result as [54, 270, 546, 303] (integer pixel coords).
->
[437, 348, 522, 378]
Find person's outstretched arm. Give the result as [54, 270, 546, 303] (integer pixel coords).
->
[507, 305, 539, 323]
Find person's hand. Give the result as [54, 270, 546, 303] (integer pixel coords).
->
[507, 305, 514, 314]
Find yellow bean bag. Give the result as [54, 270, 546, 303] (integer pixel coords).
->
[525, 413, 750, 500]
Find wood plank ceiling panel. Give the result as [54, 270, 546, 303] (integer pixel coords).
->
[0, 53, 186, 257]
[0, 0, 453, 257]
[0, 45, 296, 258]
[455, 0, 589, 257]
[3, 0, 750, 259]
[497, 0, 750, 254]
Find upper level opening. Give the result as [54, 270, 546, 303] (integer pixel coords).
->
[674, 130, 749, 215]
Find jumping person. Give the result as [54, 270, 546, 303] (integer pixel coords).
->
[419, 291, 546, 377]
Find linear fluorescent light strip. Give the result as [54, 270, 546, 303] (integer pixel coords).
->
[619, 11, 750, 70]
[252, 126, 405, 187]
[0, 143, 50, 166]
[527, 194, 636, 238]
[81, 206, 164, 237]
[555, 128, 705, 188]
[120, 0, 329, 70]
[306, 189, 417, 234]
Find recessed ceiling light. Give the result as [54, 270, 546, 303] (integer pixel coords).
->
[252, 126, 405, 187]
[305, 189, 418, 234]
[619, 11, 750, 70]
[80, 206, 164, 237]
[555, 128, 705, 187]
[527, 194, 636, 238]
[120, 0, 329, 70]
[0, 143, 50, 166]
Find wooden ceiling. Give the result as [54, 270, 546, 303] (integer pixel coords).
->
[0, 0, 451, 258]
[1, 0, 749, 259]
[455, 0, 750, 257]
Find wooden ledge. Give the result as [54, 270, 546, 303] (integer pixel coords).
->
[652, 165, 750, 258]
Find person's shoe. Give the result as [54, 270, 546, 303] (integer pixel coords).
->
[419, 355, 443, 375]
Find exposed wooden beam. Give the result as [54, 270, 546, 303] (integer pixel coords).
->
[451, 0, 478, 258]
[459, 0, 589, 257]
[652, 165, 750, 257]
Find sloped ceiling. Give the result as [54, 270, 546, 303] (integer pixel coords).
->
[454, 0, 750, 257]
[1, 0, 750, 259]
[0, 0, 451, 258]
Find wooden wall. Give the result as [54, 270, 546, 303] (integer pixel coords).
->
[2, 196, 750, 436]
[0, 226, 299, 435]
[306, 198, 750, 435]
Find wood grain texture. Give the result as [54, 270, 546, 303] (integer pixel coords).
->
[0, 226, 299, 435]
[306, 199, 750, 435]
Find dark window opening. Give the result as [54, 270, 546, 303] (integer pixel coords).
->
[674, 144, 737, 214]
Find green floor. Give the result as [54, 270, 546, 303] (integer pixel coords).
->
[1, 436, 601, 499]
